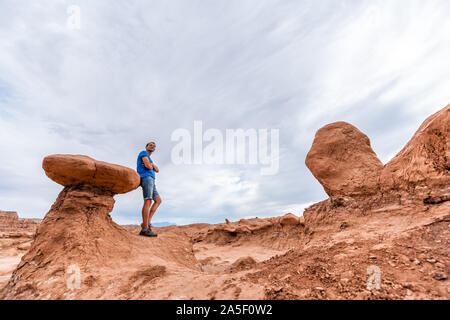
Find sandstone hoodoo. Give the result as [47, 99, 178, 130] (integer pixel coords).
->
[305, 105, 449, 210]
[1, 155, 144, 299]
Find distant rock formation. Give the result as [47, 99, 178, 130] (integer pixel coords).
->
[0, 211, 39, 234]
[191, 213, 306, 249]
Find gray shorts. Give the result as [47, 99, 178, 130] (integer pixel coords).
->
[140, 176, 160, 200]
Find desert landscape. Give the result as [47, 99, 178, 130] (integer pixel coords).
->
[0, 105, 448, 300]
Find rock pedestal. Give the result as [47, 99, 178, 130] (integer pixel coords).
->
[1, 155, 141, 299]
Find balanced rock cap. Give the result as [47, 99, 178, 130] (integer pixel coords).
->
[42, 154, 140, 194]
[305, 122, 384, 198]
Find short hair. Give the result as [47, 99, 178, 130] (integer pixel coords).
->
[146, 141, 156, 147]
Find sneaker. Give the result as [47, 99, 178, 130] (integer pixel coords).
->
[139, 229, 158, 237]
[141, 223, 153, 230]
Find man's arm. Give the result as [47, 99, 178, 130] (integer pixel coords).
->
[142, 156, 154, 170]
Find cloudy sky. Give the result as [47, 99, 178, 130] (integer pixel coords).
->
[0, 0, 449, 225]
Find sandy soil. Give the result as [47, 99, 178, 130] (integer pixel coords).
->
[1, 201, 448, 300]
[0, 235, 32, 288]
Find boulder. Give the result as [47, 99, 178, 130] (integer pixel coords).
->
[230, 256, 257, 270]
[42, 154, 140, 194]
[306, 122, 383, 198]
[305, 104, 450, 208]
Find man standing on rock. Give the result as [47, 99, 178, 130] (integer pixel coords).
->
[137, 141, 162, 237]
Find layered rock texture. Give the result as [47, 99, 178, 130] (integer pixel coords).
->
[305, 122, 384, 198]
[0, 211, 38, 289]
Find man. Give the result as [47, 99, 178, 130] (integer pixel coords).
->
[136, 141, 162, 237]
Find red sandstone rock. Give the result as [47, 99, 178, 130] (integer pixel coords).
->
[280, 213, 300, 226]
[381, 105, 450, 203]
[298, 216, 305, 226]
[305, 105, 449, 205]
[2, 106, 448, 300]
[0, 155, 146, 298]
[305, 122, 383, 198]
[0, 211, 39, 234]
[42, 154, 140, 194]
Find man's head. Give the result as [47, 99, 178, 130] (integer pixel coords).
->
[146, 141, 156, 153]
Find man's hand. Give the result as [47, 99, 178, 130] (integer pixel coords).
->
[152, 164, 159, 173]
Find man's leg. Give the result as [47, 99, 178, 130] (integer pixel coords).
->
[148, 196, 162, 223]
[141, 199, 153, 229]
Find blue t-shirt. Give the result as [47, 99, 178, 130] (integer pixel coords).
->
[137, 150, 155, 179]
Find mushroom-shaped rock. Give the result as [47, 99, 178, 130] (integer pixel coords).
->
[43, 154, 140, 194]
[305, 122, 383, 198]
[381, 105, 450, 203]
[1, 154, 144, 299]
[280, 213, 300, 226]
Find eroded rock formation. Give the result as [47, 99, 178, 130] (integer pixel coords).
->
[304, 104, 450, 223]
[190, 213, 306, 248]
[42, 154, 140, 194]
[0, 211, 39, 235]
[305, 122, 384, 198]
[1, 105, 448, 300]
[1, 155, 142, 298]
